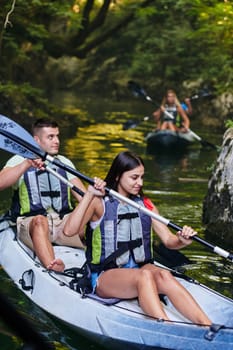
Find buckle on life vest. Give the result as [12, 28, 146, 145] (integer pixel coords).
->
[117, 212, 139, 224]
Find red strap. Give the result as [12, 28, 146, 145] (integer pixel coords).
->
[143, 197, 154, 210]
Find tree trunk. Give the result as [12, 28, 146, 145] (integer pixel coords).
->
[202, 128, 233, 247]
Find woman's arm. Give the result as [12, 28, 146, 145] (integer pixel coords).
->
[64, 180, 105, 238]
[177, 105, 190, 130]
[149, 202, 195, 249]
[184, 98, 193, 116]
[152, 108, 163, 130]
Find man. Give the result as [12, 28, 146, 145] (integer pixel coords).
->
[0, 118, 86, 272]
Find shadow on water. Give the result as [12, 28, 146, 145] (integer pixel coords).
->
[149, 149, 194, 178]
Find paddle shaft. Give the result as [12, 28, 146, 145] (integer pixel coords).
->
[0, 117, 231, 261]
[45, 166, 84, 197]
[44, 160, 233, 262]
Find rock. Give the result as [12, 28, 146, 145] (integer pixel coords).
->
[202, 128, 233, 247]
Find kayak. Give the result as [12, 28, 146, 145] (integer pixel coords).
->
[0, 216, 233, 350]
[145, 129, 197, 154]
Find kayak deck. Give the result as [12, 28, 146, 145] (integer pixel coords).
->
[0, 221, 233, 350]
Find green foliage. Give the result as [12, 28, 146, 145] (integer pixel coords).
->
[225, 120, 233, 129]
[0, 0, 233, 112]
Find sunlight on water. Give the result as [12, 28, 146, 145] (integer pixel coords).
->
[0, 96, 232, 350]
[64, 123, 144, 178]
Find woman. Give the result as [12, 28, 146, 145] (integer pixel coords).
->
[64, 151, 211, 325]
[153, 89, 190, 131]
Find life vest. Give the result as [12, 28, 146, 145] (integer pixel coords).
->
[10, 164, 73, 220]
[85, 196, 153, 272]
[161, 104, 181, 126]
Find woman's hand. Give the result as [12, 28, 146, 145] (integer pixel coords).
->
[179, 126, 188, 133]
[177, 225, 197, 245]
[87, 177, 106, 197]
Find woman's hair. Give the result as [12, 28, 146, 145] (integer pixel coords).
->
[162, 89, 181, 107]
[105, 151, 144, 194]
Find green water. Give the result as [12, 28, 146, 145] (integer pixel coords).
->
[0, 93, 232, 349]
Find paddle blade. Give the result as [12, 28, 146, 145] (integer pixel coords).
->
[123, 120, 140, 130]
[123, 116, 150, 130]
[200, 139, 217, 150]
[0, 115, 44, 159]
[154, 243, 192, 268]
[190, 88, 214, 101]
[0, 135, 37, 159]
[128, 80, 147, 98]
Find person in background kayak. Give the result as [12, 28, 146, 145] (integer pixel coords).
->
[64, 151, 211, 325]
[0, 118, 86, 272]
[153, 89, 190, 132]
[181, 97, 193, 117]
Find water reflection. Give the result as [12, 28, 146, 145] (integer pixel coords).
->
[0, 95, 232, 350]
[64, 122, 145, 178]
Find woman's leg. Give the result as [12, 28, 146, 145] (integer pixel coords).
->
[160, 122, 168, 130]
[142, 264, 211, 325]
[160, 122, 176, 131]
[96, 268, 170, 320]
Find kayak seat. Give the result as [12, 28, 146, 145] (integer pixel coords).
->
[86, 293, 121, 305]
[58, 266, 123, 305]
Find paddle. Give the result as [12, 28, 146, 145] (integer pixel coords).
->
[32, 168, 192, 267]
[126, 81, 217, 150]
[122, 116, 149, 131]
[128, 80, 213, 106]
[0, 123, 188, 269]
[0, 115, 232, 262]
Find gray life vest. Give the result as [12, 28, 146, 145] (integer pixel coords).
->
[85, 196, 153, 272]
[10, 164, 73, 220]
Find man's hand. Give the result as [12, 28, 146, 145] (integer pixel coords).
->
[29, 158, 45, 170]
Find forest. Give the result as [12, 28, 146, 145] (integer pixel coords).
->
[0, 0, 233, 121]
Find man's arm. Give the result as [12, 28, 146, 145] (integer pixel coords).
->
[0, 160, 32, 190]
[0, 158, 44, 190]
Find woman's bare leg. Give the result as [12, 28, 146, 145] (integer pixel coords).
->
[142, 264, 211, 325]
[97, 268, 169, 320]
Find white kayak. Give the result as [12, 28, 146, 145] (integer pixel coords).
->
[0, 217, 233, 350]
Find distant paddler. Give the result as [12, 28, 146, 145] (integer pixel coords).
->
[153, 89, 191, 132]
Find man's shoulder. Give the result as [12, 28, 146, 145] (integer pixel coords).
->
[4, 155, 25, 168]
[57, 154, 75, 167]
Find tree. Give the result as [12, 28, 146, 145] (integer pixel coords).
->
[0, 0, 156, 82]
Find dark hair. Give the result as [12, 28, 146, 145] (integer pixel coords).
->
[105, 151, 144, 194]
[32, 118, 58, 136]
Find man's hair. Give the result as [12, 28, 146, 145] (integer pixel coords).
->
[32, 118, 59, 136]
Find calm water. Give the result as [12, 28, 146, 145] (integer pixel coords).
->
[0, 92, 232, 349]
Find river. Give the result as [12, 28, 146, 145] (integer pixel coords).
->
[0, 92, 232, 349]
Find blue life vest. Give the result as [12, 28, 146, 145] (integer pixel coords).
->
[85, 196, 153, 273]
